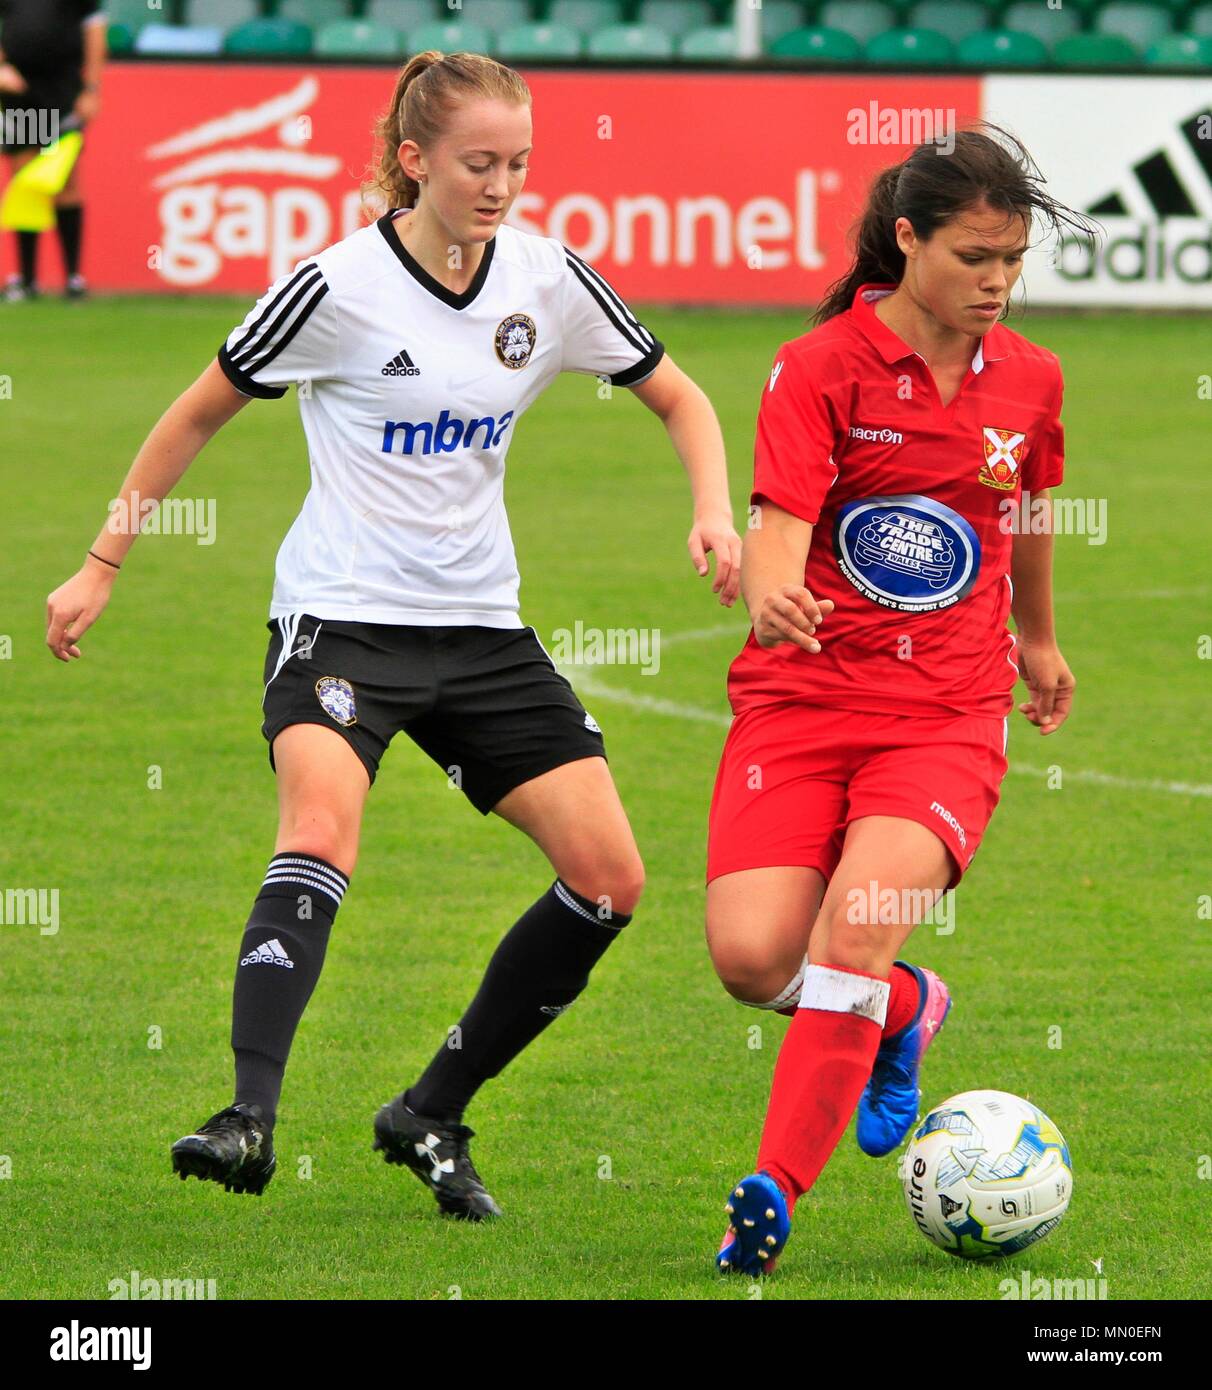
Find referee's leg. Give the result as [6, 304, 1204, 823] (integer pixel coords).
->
[230, 724, 370, 1124]
[401, 758, 644, 1129]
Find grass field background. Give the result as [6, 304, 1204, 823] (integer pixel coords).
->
[1, 298, 1208, 1299]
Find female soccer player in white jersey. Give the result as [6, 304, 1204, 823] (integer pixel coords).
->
[705, 128, 1090, 1273]
[45, 52, 741, 1217]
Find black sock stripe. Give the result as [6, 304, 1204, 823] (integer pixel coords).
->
[554, 878, 628, 929]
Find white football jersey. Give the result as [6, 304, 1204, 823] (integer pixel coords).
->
[219, 210, 664, 627]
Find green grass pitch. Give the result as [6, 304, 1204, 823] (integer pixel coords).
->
[1, 297, 1208, 1299]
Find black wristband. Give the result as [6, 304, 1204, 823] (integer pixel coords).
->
[88, 549, 120, 570]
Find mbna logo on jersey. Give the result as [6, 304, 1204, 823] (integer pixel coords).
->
[315, 676, 357, 727]
[495, 313, 536, 369]
[834, 495, 981, 613]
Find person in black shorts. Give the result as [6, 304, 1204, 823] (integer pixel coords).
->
[0, 0, 104, 299]
[46, 51, 742, 1219]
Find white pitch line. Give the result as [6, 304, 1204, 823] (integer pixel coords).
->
[558, 665, 1212, 800]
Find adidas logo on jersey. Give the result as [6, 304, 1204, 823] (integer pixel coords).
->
[240, 938, 295, 969]
[382, 349, 420, 377]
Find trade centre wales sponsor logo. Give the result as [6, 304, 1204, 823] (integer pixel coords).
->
[834, 495, 981, 613]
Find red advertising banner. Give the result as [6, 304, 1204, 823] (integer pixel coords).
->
[3, 63, 980, 301]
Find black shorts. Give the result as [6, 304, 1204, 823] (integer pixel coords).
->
[260, 614, 607, 813]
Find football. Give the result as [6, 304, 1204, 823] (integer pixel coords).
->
[898, 1090, 1073, 1259]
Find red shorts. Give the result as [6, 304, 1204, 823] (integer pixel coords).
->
[706, 701, 1008, 891]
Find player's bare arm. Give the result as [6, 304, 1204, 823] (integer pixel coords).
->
[742, 498, 834, 652]
[629, 353, 741, 606]
[1010, 488, 1075, 735]
[45, 361, 250, 661]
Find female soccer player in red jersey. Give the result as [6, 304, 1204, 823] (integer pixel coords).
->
[706, 128, 1091, 1274]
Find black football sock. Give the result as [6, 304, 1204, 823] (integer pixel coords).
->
[231, 852, 350, 1127]
[406, 879, 631, 1125]
[55, 204, 82, 278]
[17, 230, 37, 287]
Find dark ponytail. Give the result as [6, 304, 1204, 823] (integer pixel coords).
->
[814, 123, 1096, 323]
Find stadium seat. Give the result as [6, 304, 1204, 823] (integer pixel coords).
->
[818, 2, 897, 46]
[135, 24, 225, 56]
[278, 0, 353, 26]
[1095, 3, 1172, 49]
[999, 2, 1079, 45]
[678, 25, 740, 59]
[1051, 32, 1140, 67]
[106, 23, 136, 55]
[104, 0, 165, 32]
[1191, 5, 1212, 39]
[636, 1, 715, 38]
[183, 0, 261, 26]
[744, 1, 810, 45]
[866, 27, 955, 65]
[494, 21, 583, 57]
[224, 18, 314, 54]
[408, 20, 494, 55]
[908, 2, 988, 44]
[1144, 33, 1212, 67]
[457, 0, 532, 33]
[769, 25, 861, 62]
[956, 28, 1049, 68]
[314, 18, 403, 57]
[545, 1, 623, 35]
[365, 1, 441, 31]
[586, 23, 674, 58]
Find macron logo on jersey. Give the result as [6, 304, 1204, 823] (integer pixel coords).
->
[381, 409, 515, 457]
[382, 349, 420, 377]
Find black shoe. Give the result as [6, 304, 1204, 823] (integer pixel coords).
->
[3, 276, 37, 302]
[373, 1095, 501, 1221]
[171, 1102, 276, 1195]
[64, 274, 88, 300]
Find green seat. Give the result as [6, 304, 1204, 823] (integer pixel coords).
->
[636, 0, 715, 38]
[1144, 33, 1212, 67]
[678, 25, 739, 59]
[278, 0, 353, 27]
[1191, 5, 1212, 38]
[104, 0, 166, 30]
[1000, 2, 1079, 44]
[463, 0, 532, 32]
[365, 1, 440, 30]
[106, 22, 136, 55]
[494, 21, 583, 57]
[1051, 31, 1140, 66]
[957, 28, 1048, 68]
[407, 20, 494, 54]
[184, 0, 260, 26]
[1096, 3, 1172, 48]
[586, 23, 674, 58]
[866, 27, 955, 65]
[818, 2, 896, 45]
[224, 18, 314, 55]
[545, 1, 623, 35]
[747, 1, 811, 44]
[314, 18, 402, 57]
[770, 25, 861, 62]
[908, 1, 988, 43]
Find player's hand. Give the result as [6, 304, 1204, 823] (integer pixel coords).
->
[0, 63, 27, 94]
[753, 585, 834, 653]
[1016, 637, 1074, 735]
[45, 559, 117, 662]
[73, 89, 100, 124]
[688, 513, 742, 607]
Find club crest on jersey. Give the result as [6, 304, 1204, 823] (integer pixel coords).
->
[979, 426, 1025, 491]
[834, 494, 981, 613]
[315, 676, 357, 727]
[495, 313, 536, 369]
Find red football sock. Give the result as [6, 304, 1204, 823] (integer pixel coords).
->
[882, 962, 920, 1039]
[756, 963, 889, 1209]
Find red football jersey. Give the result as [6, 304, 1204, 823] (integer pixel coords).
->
[728, 284, 1065, 719]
